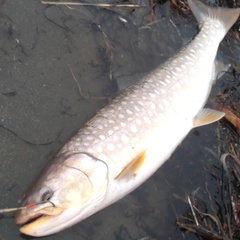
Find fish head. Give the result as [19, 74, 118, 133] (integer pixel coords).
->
[15, 152, 109, 237]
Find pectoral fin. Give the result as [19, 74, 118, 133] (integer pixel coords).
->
[211, 59, 231, 84]
[193, 108, 225, 127]
[115, 151, 146, 180]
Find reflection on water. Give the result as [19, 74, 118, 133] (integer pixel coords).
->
[0, 0, 239, 239]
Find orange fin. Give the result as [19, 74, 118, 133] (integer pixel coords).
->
[193, 108, 225, 127]
[115, 151, 146, 180]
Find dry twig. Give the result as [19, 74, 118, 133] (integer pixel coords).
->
[41, 1, 144, 8]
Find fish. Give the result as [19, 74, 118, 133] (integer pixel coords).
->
[14, 0, 240, 237]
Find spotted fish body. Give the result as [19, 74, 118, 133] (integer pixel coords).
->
[15, 0, 240, 237]
[58, 0, 233, 204]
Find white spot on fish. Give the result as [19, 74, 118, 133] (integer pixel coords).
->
[151, 103, 156, 109]
[144, 116, 151, 124]
[102, 113, 108, 118]
[130, 124, 138, 133]
[126, 109, 133, 115]
[98, 125, 103, 130]
[120, 122, 126, 127]
[86, 135, 93, 141]
[161, 89, 166, 94]
[122, 101, 127, 105]
[210, 29, 215, 34]
[154, 89, 160, 95]
[121, 134, 129, 143]
[108, 119, 115, 124]
[134, 106, 140, 111]
[87, 148, 93, 153]
[119, 114, 124, 119]
[160, 81, 167, 86]
[138, 101, 144, 106]
[97, 146, 103, 152]
[176, 67, 182, 72]
[113, 135, 118, 141]
[148, 110, 153, 116]
[99, 135, 106, 140]
[117, 144, 122, 149]
[136, 119, 142, 125]
[181, 64, 186, 69]
[108, 130, 114, 135]
[107, 143, 115, 151]
[149, 93, 155, 98]
[114, 126, 119, 131]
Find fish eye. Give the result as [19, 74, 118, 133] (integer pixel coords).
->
[40, 187, 53, 202]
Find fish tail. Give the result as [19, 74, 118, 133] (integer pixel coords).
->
[188, 0, 240, 38]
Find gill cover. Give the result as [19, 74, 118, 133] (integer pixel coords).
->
[15, 152, 109, 237]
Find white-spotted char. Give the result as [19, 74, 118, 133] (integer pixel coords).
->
[15, 0, 240, 237]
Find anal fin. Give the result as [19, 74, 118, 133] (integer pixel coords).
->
[193, 108, 225, 127]
[115, 151, 146, 180]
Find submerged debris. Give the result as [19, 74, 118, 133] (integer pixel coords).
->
[214, 104, 240, 133]
[170, 0, 190, 15]
[176, 150, 240, 239]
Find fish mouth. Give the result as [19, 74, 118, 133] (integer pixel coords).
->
[18, 213, 44, 226]
[19, 214, 56, 236]
[15, 204, 64, 236]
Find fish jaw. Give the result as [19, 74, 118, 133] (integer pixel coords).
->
[15, 201, 63, 225]
[15, 153, 109, 237]
[17, 207, 83, 237]
[17, 206, 83, 237]
[16, 203, 64, 237]
[20, 216, 57, 236]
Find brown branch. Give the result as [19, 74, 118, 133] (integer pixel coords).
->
[41, 1, 145, 8]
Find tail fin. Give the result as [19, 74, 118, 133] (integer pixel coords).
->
[188, 0, 240, 33]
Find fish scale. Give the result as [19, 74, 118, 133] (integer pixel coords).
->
[14, 0, 240, 237]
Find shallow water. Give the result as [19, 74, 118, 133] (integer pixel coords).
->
[0, 0, 239, 239]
